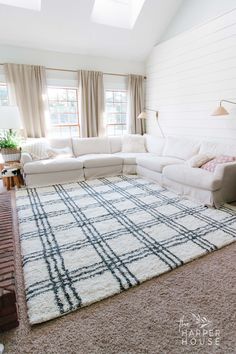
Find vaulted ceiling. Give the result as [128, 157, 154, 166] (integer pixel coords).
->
[0, 0, 183, 61]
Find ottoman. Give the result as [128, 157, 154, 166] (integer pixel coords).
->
[1, 166, 24, 190]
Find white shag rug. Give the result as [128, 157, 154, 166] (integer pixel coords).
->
[16, 176, 236, 325]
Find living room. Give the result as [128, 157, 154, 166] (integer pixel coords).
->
[0, 1, 236, 353]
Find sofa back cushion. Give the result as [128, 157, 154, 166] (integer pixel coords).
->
[163, 137, 200, 160]
[72, 137, 110, 156]
[144, 134, 165, 155]
[122, 134, 146, 153]
[48, 138, 72, 149]
[47, 146, 73, 159]
[199, 141, 236, 157]
[109, 136, 122, 153]
[21, 139, 49, 160]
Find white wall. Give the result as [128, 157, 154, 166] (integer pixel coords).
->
[0, 45, 145, 75]
[146, 8, 236, 143]
[162, 0, 236, 41]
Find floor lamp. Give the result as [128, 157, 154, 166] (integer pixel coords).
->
[137, 108, 164, 137]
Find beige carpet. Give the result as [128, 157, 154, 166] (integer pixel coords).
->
[0, 194, 236, 354]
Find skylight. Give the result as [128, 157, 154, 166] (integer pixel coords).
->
[91, 0, 146, 29]
[0, 0, 41, 11]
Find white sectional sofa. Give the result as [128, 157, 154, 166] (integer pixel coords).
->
[21, 136, 154, 187]
[21, 134, 236, 208]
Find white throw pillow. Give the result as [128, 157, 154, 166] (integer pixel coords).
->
[22, 139, 49, 160]
[46, 146, 73, 159]
[122, 134, 146, 153]
[186, 154, 214, 168]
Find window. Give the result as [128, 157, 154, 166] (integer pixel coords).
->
[0, 0, 41, 11]
[0, 83, 9, 106]
[91, 0, 146, 29]
[105, 90, 128, 136]
[47, 87, 79, 137]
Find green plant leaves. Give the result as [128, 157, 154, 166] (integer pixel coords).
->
[0, 130, 20, 149]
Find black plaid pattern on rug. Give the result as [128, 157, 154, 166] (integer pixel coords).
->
[16, 176, 236, 324]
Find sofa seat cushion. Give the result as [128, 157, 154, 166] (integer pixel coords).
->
[77, 154, 123, 168]
[114, 152, 154, 165]
[137, 156, 183, 173]
[163, 165, 222, 191]
[24, 158, 83, 174]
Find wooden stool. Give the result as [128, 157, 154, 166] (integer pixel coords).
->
[1, 167, 24, 191]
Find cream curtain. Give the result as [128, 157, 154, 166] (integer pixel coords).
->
[127, 74, 145, 134]
[78, 70, 104, 137]
[4, 63, 48, 138]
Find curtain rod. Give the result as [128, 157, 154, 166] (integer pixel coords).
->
[0, 63, 146, 79]
[46, 67, 147, 79]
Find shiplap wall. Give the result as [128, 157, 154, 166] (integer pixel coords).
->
[146, 8, 236, 143]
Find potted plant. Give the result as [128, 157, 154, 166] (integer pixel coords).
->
[0, 130, 21, 163]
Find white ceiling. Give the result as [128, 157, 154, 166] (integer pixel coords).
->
[0, 0, 183, 62]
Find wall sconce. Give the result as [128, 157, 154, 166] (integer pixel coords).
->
[212, 100, 236, 116]
[137, 108, 164, 137]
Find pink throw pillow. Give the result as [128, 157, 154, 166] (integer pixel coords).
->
[201, 155, 236, 172]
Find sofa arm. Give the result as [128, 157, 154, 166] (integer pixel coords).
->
[214, 162, 236, 203]
[21, 152, 33, 165]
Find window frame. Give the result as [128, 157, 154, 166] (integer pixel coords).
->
[0, 82, 9, 106]
[47, 86, 80, 137]
[105, 89, 128, 136]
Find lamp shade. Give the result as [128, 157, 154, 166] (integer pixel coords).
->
[211, 105, 229, 116]
[137, 111, 147, 119]
[0, 106, 22, 129]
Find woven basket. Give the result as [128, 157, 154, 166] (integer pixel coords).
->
[1, 147, 21, 163]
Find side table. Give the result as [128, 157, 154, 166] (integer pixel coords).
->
[1, 165, 24, 191]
